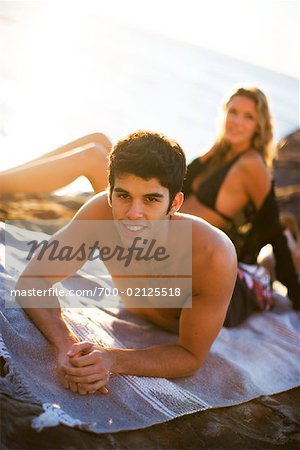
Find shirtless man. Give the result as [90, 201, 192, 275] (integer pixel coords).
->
[16, 130, 236, 395]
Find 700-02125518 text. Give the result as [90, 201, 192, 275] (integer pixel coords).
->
[10, 286, 182, 298]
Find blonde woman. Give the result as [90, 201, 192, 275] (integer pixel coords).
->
[181, 86, 299, 323]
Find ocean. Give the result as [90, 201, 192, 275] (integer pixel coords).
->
[0, 2, 299, 193]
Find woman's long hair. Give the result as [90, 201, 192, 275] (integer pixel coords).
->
[216, 86, 275, 166]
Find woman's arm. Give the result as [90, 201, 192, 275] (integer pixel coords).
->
[239, 152, 300, 306]
[239, 151, 272, 210]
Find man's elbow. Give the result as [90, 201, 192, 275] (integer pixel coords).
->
[180, 362, 203, 377]
[177, 347, 205, 377]
[183, 366, 200, 377]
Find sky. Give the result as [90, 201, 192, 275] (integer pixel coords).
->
[91, 0, 300, 78]
[0, 0, 299, 188]
[5, 0, 298, 77]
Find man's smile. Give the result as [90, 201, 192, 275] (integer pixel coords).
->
[122, 223, 148, 232]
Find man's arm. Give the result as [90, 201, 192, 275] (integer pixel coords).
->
[64, 224, 237, 389]
[16, 193, 111, 394]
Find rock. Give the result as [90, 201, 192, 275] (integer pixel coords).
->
[274, 129, 300, 227]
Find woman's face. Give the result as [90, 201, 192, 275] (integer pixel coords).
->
[224, 95, 258, 151]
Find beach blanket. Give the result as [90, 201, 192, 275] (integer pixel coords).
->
[0, 222, 299, 433]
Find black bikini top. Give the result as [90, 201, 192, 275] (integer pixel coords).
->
[183, 153, 245, 222]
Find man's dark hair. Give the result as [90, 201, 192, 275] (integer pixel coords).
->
[108, 130, 186, 212]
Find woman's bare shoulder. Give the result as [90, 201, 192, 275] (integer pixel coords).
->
[238, 149, 268, 172]
[237, 149, 270, 182]
[237, 150, 271, 205]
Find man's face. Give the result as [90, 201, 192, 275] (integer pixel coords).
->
[110, 173, 179, 243]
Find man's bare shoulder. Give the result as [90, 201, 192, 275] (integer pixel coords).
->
[74, 191, 113, 220]
[175, 212, 237, 276]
